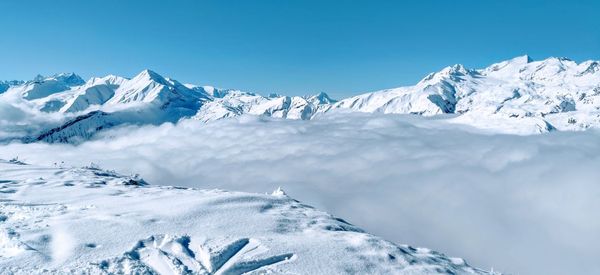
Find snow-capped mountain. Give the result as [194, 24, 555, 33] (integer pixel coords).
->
[2, 55, 600, 142]
[3, 73, 84, 101]
[1, 70, 335, 142]
[327, 55, 600, 133]
[0, 159, 489, 274]
[193, 90, 336, 122]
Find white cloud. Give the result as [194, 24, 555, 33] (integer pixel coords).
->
[0, 94, 66, 140]
[1, 112, 599, 275]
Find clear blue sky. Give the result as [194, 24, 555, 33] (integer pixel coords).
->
[1, 0, 598, 98]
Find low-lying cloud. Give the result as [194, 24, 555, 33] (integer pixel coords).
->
[0, 95, 65, 140]
[1, 112, 599, 275]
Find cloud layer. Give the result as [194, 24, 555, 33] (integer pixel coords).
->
[1, 113, 599, 275]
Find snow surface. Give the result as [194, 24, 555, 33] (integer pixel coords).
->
[0, 159, 487, 274]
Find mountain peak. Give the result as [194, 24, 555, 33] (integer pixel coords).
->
[138, 69, 161, 78]
[33, 74, 45, 83]
[552, 56, 573, 62]
[482, 55, 533, 74]
[268, 92, 283, 98]
[437, 64, 473, 77]
[132, 69, 169, 85]
[511, 55, 533, 64]
[53, 72, 85, 86]
[29, 72, 85, 86]
[539, 56, 573, 64]
[445, 64, 468, 73]
[418, 63, 472, 84]
[306, 92, 336, 104]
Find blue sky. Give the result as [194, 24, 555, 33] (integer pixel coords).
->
[0, 0, 598, 98]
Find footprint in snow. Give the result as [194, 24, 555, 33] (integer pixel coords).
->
[97, 234, 295, 275]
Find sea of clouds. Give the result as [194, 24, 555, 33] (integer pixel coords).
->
[1, 112, 599, 275]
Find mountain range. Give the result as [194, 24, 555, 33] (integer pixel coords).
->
[2, 55, 600, 142]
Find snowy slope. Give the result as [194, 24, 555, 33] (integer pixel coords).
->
[32, 80, 120, 113]
[0, 159, 488, 274]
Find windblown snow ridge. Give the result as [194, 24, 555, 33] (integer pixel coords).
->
[0, 159, 490, 274]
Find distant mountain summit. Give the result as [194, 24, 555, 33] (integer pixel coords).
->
[1, 69, 336, 142]
[2, 55, 600, 142]
[328, 55, 600, 134]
